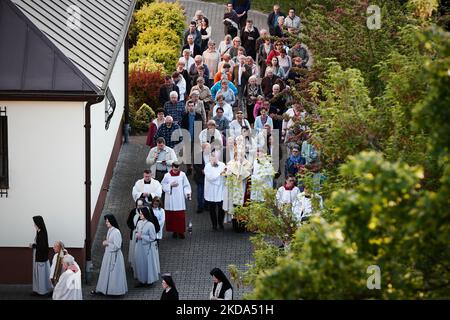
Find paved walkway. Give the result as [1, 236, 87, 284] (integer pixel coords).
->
[169, 0, 268, 43]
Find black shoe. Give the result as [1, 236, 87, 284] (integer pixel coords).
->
[196, 208, 203, 213]
[178, 233, 185, 239]
[172, 233, 178, 238]
[90, 290, 97, 295]
[212, 226, 218, 231]
[219, 225, 224, 230]
[135, 283, 146, 288]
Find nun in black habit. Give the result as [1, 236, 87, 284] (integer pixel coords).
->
[209, 267, 233, 300]
[31, 215, 53, 295]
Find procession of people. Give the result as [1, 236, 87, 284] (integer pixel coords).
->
[27, 2, 323, 301]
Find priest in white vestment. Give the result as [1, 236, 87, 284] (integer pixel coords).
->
[49, 240, 68, 286]
[132, 170, 163, 205]
[222, 152, 252, 227]
[250, 152, 275, 201]
[161, 162, 192, 239]
[52, 255, 82, 300]
[204, 154, 226, 230]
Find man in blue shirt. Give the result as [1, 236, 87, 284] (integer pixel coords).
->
[164, 91, 185, 125]
[211, 77, 238, 101]
[154, 116, 183, 149]
[285, 145, 306, 179]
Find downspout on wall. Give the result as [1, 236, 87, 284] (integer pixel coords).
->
[123, 33, 130, 143]
[84, 95, 104, 284]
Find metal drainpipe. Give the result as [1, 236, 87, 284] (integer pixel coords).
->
[123, 34, 130, 143]
[84, 96, 104, 284]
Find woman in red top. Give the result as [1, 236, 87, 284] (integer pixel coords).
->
[266, 40, 284, 64]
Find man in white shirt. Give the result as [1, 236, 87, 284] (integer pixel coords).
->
[146, 137, 178, 182]
[229, 109, 251, 139]
[213, 94, 233, 122]
[172, 71, 186, 102]
[132, 169, 163, 205]
[199, 120, 224, 164]
[204, 154, 226, 230]
[284, 8, 301, 33]
[180, 49, 195, 71]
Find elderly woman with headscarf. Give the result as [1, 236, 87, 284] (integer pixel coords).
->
[30, 215, 53, 295]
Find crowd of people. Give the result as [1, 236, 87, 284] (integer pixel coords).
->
[29, 2, 327, 301]
[146, 1, 324, 234]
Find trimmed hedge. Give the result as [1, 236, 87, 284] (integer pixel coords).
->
[128, 1, 185, 131]
[133, 103, 156, 133]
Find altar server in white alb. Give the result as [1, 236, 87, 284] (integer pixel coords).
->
[134, 207, 161, 287]
[161, 162, 192, 239]
[151, 197, 166, 242]
[204, 153, 226, 230]
[52, 255, 82, 300]
[276, 175, 300, 210]
[132, 169, 163, 206]
[91, 214, 128, 296]
[292, 186, 324, 223]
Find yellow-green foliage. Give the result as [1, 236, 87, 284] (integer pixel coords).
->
[134, 2, 185, 38]
[130, 42, 179, 74]
[130, 1, 185, 75]
[137, 26, 180, 49]
[133, 103, 156, 132]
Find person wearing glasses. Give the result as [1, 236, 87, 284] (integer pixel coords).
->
[285, 145, 306, 179]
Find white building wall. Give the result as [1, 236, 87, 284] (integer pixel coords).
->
[0, 101, 85, 247]
[89, 43, 125, 218]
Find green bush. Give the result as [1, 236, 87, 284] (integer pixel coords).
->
[132, 103, 156, 133]
[133, 2, 185, 40]
[137, 26, 180, 48]
[129, 42, 179, 74]
[129, 1, 185, 75]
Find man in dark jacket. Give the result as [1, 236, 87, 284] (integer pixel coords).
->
[261, 68, 279, 97]
[182, 34, 202, 58]
[232, 0, 251, 29]
[159, 76, 180, 107]
[267, 4, 285, 36]
[240, 19, 260, 60]
[181, 101, 203, 176]
[183, 21, 202, 48]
